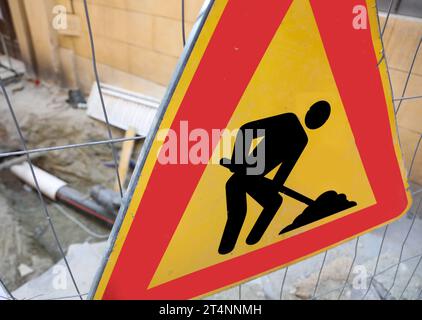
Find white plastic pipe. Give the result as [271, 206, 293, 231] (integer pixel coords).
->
[10, 162, 67, 200]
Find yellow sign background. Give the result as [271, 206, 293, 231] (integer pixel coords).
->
[150, 0, 376, 288]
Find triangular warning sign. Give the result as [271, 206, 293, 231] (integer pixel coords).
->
[91, 0, 411, 300]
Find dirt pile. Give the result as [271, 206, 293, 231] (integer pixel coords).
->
[21, 114, 119, 192]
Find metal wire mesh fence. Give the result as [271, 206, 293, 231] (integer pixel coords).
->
[0, 0, 421, 300]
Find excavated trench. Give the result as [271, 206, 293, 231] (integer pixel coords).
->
[0, 81, 134, 290]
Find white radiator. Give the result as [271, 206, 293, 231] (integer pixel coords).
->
[87, 83, 161, 137]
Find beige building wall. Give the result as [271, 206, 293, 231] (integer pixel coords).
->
[53, 0, 204, 96]
[379, 15, 422, 185]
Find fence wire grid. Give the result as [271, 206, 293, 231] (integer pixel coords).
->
[0, 0, 421, 300]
